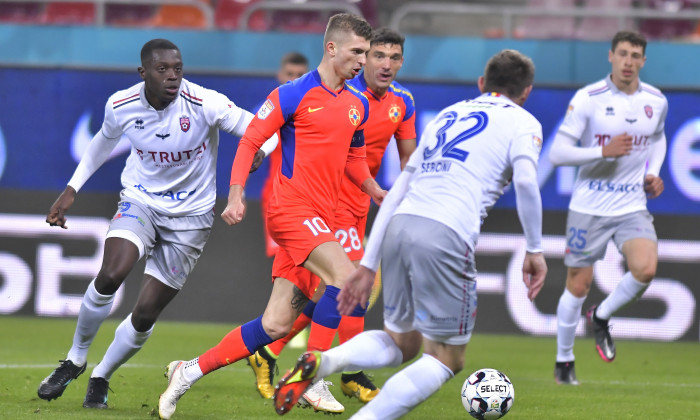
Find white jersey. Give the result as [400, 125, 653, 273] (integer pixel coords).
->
[395, 93, 543, 250]
[559, 75, 668, 216]
[101, 78, 249, 216]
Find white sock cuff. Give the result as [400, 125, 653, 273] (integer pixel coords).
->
[421, 353, 454, 379]
[371, 330, 404, 367]
[123, 314, 153, 344]
[86, 279, 115, 305]
[561, 288, 587, 309]
[623, 271, 650, 291]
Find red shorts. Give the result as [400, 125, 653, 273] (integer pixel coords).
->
[271, 247, 322, 298]
[333, 206, 367, 262]
[267, 206, 336, 266]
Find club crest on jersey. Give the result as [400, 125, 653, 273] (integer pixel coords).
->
[348, 106, 360, 126]
[258, 99, 274, 120]
[532, 135, 543, 153]
[644, 105, 653, 118]
[388, 105, 402, 123]
[180, 116, 190, 132]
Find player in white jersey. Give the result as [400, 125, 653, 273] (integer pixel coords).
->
[273, 49, 547, 420]
[550, 31, 667, 385]
[37, 39, 277, 409]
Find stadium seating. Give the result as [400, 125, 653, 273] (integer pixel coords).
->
[150, 0, 211, 29]
[215, 0, 269, 31]
[574, 0, 634, 40]
[0, 2, 44, 24]
[41, 2, 95, 25]
[638, 0, 697, 39]
[105, 4, 155, 27]
[514, 0, 578, 39]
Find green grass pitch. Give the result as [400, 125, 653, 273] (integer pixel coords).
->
[2, 316, 699, 419]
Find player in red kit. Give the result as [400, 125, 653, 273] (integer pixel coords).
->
[158, 14, 385, 420]
[245, 28, 417, 413]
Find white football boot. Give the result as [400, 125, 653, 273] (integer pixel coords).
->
[300, 378, 345, 414]
[159, 361, 192, 419]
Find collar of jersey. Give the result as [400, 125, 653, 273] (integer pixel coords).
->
[139, 79, 184, 110]
[605, 73, 643, 95]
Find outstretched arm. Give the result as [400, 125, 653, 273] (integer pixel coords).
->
[47, 131, 121, 229]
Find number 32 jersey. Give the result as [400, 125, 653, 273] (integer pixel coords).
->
[396, 93, 543, 250]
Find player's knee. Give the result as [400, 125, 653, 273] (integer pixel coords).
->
[260, 318, 291, 340]
[94, 271, 126, 295]
[130, 310, 156, 332]
[566, 281, 590, 298]
[632, 265, 656, 283]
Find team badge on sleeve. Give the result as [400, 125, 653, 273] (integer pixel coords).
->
[258, 99, 275, 120]
[644, 105, 653, 119]
[348, 106, 360, 126]
[532, 135, 543, 153]
[180, 116, 190, 132]
[566, 104, 574, 117]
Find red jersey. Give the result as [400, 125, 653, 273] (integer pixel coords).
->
[231, 70, 371, 225]
[338, 75, 417, 216]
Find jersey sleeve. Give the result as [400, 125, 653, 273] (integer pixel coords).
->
[508, 115, 543, 166]
[100, 99, 123, 140]
[557, 88, 589, 140]
[205, 89, 249, 137]
[344, 128, 372, 188]
[654, 96, 669, 136]
[230, 89, 286, 187]
[395, 102, 416, 141]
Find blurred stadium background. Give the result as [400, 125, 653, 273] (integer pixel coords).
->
[1, 0, 699, 342]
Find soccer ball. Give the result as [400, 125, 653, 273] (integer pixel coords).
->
[461, 368, 514, 420]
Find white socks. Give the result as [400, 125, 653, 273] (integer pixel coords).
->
[317, 330, 403, 378]
[596, 272, 649, 320]
[67, 279, 114, 366]
[350, 354, 453, 420]
[556, 288, 586, 362]
[92, 314, 152, 380]
[182, 358, 204, 383]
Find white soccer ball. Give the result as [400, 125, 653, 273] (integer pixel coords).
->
[461, 368, 514, 420]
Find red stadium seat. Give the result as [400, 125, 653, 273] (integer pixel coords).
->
[150, 0, 211, 29]
[105, 4, 156, 27]
[215, 0, 268, 31]
[0, 2, 44, 24]
[41, 2, 95, 25]
[638, 0, 697, 40]
[574, 0, 634, 41]
[514, 0, 577, 39]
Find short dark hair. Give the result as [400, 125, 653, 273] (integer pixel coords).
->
[482, 49, 535, 99]
[324, 13, 373, 45]
[611, 30, 647, 55]
[371, 27, 405, 53]
[140, 39, 179, 66]
[280, 51, 309, 68]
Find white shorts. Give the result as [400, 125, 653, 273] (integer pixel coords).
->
[380, 214, 477, 345]
[564, 209, 657, 267]
[107, 193, 213, 290]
